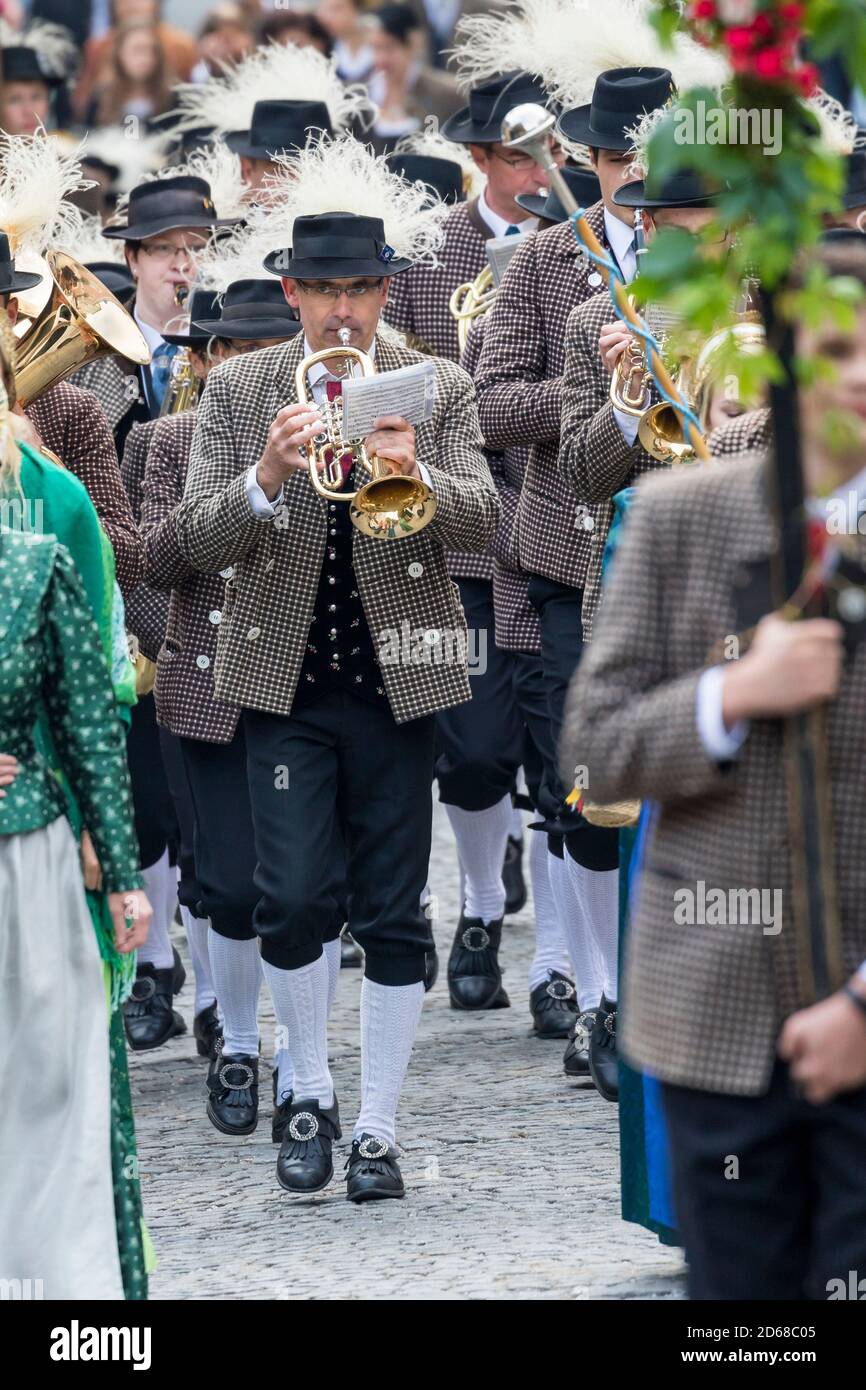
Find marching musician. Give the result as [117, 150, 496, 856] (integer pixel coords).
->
[226, 99, 335, 194]
[174, 174, 498, 1201]
[562, 235, 866, 1298]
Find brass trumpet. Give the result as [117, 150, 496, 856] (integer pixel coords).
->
[449, 265, 495, 355]
[296, 329, 436, 540]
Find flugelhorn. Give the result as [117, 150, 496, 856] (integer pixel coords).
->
[296, 328, 436, 540]
[160, 283, 199, 416]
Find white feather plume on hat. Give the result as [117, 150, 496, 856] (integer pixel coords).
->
[192, 223, 275, 297]
[393, 128, 487, 200]
[82, 126, 174, 193]
[0, 129, 93, 254]
[53, 208, 126, 265]
[169, 41, 369, 137]
[109, 138, 248, 228]
[243, 134, 451, 271]
[0, 18, 77, 79]
[450, 0, 730, 105]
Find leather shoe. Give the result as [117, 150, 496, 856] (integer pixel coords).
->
[588, 995, 619, 1101]
[424, 947, 439, 993]
[563, 1009, 597, 1078]
[502, 835, 527, 915]
[206, 1051, 259, 1135]
[346, 1134, 405, 1203]
[171, 945, 186, 996]
[276, 1096, 341, 1193]
[272, 1071, 342, 1146]
[193, 1001, 222, 1059]
[529, 970, 578, 1038]
[123, 964, 187, 1051]
[448, 912, 510, 1010]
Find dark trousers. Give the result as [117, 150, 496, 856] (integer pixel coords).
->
[526, 574, 618, 871]
[127, 693, 178, 872]
[243, 691, 435, 985]
[435, 578, 524, 812]
[157, 726, 200, 913]
[662, 1061, 866, 1299]
[178, 724, 260, 940]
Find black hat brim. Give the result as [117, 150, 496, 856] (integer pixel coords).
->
[1, 269, 45, 294]
[103, 213, 243, 241]
[161, 328, 212, 346]
[225, 131, 303, 160]
[843, 186, 866, 210]
[191, 316, 302, 340]
[556, 104, 632, 151]
[262, 251, 413, 279]
[440, 106, 504, 145]
[613, 179, 716, 209]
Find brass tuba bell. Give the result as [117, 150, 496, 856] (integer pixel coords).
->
[296, 329, 436, 540]
[13, 249, 150, 407]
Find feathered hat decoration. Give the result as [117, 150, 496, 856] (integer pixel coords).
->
[242, 134, 451, 271]
[53, 207, 126, 266]
[0, 18, 77, 81]
[449, 0, 731, 106]
[168, 41, 369, 137]
[0, 128, 93, 254]
[393, 127, 487, 200]
[108, 137, 249, 229]
[81, 125, 174, 193]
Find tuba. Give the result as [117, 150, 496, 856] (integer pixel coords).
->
[296, 328, 436, 540]
[13, 249, 150, 406]
[449, 265, 495, 355]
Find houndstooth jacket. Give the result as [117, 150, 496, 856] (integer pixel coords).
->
[139, 410, 242, 744]
[119, 420, 170, 662]
[27, 381, 143, 597]
[561, 454, 866, 1095]
[474, 201, 614, 589]
[174, 331, 499, 725]
[708, 404, 773, 458]
[73, 353, 145, 434]
[559, 290, 668, 644]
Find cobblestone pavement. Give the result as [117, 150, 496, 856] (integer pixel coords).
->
[131, 804, 685, 1300]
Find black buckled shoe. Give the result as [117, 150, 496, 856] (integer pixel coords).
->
[276, 1096, 341, 1193]
[172, 945, 186, 996]
[123, 964, 187, 1051]
[206, 1051, 259, 1136]
[340, 932, 364, 968]
[503, 835, 527, 915]
[447, 913, 510, 1010]
[424, 947, 439, 993]
[563, 1009, 597, 1078]
[345, 1134, 405, 1203]
[271, 1071, 342, 1146]
[193, 1001, 222, 1059]
[529, 971, 579, 1038]
[588, 995, 619, 1101]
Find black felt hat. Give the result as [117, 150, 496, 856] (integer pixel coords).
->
[516, 164, 602, 221]
[192, 279, 302, 339]
[1, 45, 64, 88]
[441, 70, 551, 145]
[263, 212, 412, 279]
[613, 166, 720, 209]
[103, 175, 242, 241]
[844, 146, 866, 210]
[86, 260, 136, 301]
[0, 232, 44, 295]
[160, 288, 224, 345]
[557, 67, 674, 151]
[226, 99, 333, 160]
[385, 153, 465, 205]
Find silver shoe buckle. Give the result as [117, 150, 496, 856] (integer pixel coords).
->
[358, 1136, 389, 1160]
[461, 925, 490, 951]
[546, 978, 575, 1001]
[131, 976, 156, 1001]
[288, 1111, 319, 1142]
[604, 1010, 617, 1036]
[219, 1062, 255, 1091]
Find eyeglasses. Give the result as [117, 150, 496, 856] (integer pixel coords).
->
[138, 240, 205, 262]
[297, 280, 385, 300]
[489, 140, 559, 173]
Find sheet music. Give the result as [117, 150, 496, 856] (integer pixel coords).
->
[485, 234, 524, 286]
[340, 359, 437, 437]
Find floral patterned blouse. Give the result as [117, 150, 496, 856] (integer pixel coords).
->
[0, 527, 142, 895]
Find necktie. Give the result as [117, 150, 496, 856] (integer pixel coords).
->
[505, 224, 520, 236]
[150, 343, 179, 410]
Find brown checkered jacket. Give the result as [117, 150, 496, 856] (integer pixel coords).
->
[708, 405, 773, 458]
[27, 381, 143, 597]
[474, 201, 614, 588]
[562, 454, 866, 1095]
[174, 331, 499, 724]
[559, 290, 668, 643]
[139, 410, 241, 744]
[119, 420, 170, 662]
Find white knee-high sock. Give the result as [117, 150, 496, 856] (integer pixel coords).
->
[564, 858, 620, 1002]
[262, 953, 333, 1109]
[273, 938, 342, 1104]
[527, 832, 572, 991]
[179, 905, 217, 1015]
[445, 793, 512, 924]
[137, 848, 175, 969]
[510, 800, 524, 842]
[207, 934, 261, 1056]
[547, 849, 605, 1011]
[354, 978, 424, 1147]
[324, 936, 341, 1015]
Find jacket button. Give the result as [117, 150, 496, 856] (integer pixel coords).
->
[196, 655, 210, 670]
[209, 610, 222, 624]
[219, 567, 234, 579]
[265, 559, 275, 572]
[246, 626, 261, 640]
[581, 514, 595, 531]
[408, 562, 423, 578]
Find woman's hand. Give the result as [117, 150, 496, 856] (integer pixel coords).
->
[80, 828, 103, 892]
[0, 752, 19, 800]
[108, 890, 152, 954]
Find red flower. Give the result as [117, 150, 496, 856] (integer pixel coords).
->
[726, 26, 756, 52]
[752, 13, 774, 39]
[753, 46, 788, 81]
[779, 2, 805, 21]
[690, 0, 716, 16]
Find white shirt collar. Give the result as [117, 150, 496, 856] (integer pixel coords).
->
[303, 335, 377, 386]
[133, 306, 166, 357]
[477, 186, 537, 239]
[604, 208, 637, 283]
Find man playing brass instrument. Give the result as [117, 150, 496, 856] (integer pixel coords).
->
[175, 206, 498, 1202]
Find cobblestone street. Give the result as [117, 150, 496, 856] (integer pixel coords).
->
[131, 804, 685, 1300]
